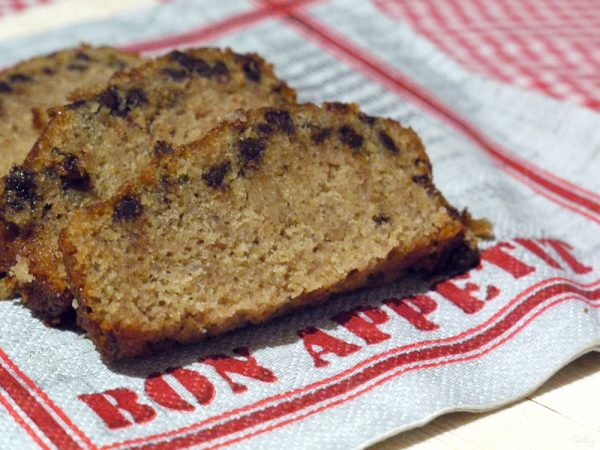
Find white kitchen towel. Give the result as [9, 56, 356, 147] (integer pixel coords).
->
[0, 1, 599, 449]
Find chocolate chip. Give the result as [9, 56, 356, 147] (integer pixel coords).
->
[42, 203, 52, 217]
[154, 140, 174, 157]
[202, 161, 231, 188]
[170, 51, 230, 79]
[97, 86, 123, 116]
[239, 138, 266, 165]
[126, 88, 148, 108]
[256, 123, 274, 136]
[412, 175, 430, 185]
[170, 51, 212, 77]
[338, 126, 364, 149]
[326, 102, 350, 112]
[66, 99, 86, 110]
[271, 83, 285, 94]
[240, 56, 261, 82]
[9, 73, 32, 83]
[162, 67, 188, 81]
[67, 63, 88, 72]
[372, 214, 390, 225]
[359, 113, 377, 125]
[75, 51, 91, 61]
[4, 166, 38, 211]
[57, 154, 90, 191]
[311, 127, 333, 144]
[265, 109, 295, 134]
[42, 67, 56, 75]
[113, 195, 143, 222]
[212, 60, 229, 78]
[97, 86, 147, 117]
[379, 130, 399, 154]
[0, 81, 13, 93]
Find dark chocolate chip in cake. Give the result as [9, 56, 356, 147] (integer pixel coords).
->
[212, 60, 229, 79]
[113, 195, 143, 222]
[177, 174, 190, 185]
[97, 86, 123, 116]
[97, 86, 147, 116]
[0, 82, 12, 93]
[162, 67, 188, 81]
[75, 51, 92, 61]
[311, 127, 333, 144]
[339, 125, 364, 149]
[256, 123, 275, 136]
[9, 73, 32, 83]
[4, 166, 38, 211]
[265, 109, 295, 134]
[154, 140, 174, 157]
[372, 214, 391, 225]
[239, 137, 266, 165]
[125, 88, 148, 108]
[271, 83, 285, 94]
[379, 130, 399, 155]
[241, 57, 261, 82]
[359, 113, 377, 125]
[170, 51, 212, 77]
[202, 161, 231, 188]
[57, 154, 91, 191]
[412, 175, 431, 185]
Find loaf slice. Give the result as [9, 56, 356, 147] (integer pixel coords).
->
[61, 103, 481, 360]
[0, 45, 142, 299]
[0, 48, 296, 322]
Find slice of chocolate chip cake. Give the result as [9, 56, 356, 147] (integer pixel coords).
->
[61, 103, 482, 360]
[0, 48, 296, 321]
[0, 45, 143, 298]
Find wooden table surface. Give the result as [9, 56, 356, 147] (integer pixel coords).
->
[371, 352, 600, 450]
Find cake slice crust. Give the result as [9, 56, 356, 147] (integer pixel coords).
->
[0, 48, 296, 321]
[61, 103, 479, 360]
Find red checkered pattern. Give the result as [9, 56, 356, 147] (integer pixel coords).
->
[373, 0, 600, 111]
[0, 0, 52, 18]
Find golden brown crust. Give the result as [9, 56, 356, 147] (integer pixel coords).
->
[62, 102, 482, 360]
[0, 48, 296, 319]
